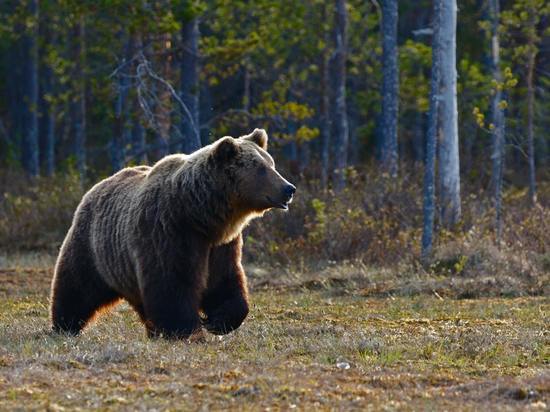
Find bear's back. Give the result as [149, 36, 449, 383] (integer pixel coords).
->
[146, 154, 187, 181]
[81, 165, 151, 211]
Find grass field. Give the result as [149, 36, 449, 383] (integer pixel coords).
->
[0, 253, 548, 411]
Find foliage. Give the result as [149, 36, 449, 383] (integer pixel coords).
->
[1, 0, 548, 175]
[0, 170, 83, 250]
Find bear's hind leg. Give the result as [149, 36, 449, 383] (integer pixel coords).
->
[51, 257, 119, 335]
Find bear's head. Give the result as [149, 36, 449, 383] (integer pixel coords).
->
[212, 128, 296, 213]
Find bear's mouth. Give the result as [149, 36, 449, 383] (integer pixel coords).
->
[266, 196, 290, 210]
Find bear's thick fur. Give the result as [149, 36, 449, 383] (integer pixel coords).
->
[50, 129, 295, 339]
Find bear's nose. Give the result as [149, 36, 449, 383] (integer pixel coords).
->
[284, 184, 296, 198]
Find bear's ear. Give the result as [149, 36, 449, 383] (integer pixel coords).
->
[240, 128, 268, 150]
[213, 136, 239, 162]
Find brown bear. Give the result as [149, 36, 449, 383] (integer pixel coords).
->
[49, 129, 295, 339]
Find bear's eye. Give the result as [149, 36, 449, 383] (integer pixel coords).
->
[257, 165, 267, 176]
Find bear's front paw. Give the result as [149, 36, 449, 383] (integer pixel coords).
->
[145, 319, 202, 340]
[201, 299, 249, 335]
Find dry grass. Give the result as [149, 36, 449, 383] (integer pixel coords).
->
[0, 255, 548, 411]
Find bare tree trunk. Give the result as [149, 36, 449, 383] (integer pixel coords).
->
[180, 17, 201, 154]
[22, 0, 40, 177]
[489, 0, 505, 242]
[421, 0, 442, 263]
[437, 0, 461, 228]
[111, 78, 126, 172]
[6, 39, 22, 160]
[43, 61, 55, 176]
[73, 16, 86, 180]
[132, 33, 147, 164]
[332, 0, 349, 191]
[156, 33, 172, 156]
[111, 36, 133, 172]
[526, 26, 537, 205]
[320, 3, 331, 189]
[38, 12, 54, 176]
[380, 0, 399, 177]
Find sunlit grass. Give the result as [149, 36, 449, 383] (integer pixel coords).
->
[0, 257, 548, 410]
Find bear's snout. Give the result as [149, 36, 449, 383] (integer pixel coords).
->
[284, 184, 296, 198]
[270, 182, 295, 210]
[283, 184, 296, 203]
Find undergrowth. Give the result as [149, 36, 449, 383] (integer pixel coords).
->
[0, 167, 548, 295]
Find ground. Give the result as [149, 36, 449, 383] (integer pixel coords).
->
[0, 253, 548, 411]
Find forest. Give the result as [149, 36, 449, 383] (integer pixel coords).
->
[0, 0, 549, 410]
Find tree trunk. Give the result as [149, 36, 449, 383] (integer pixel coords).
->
[111, 79, 125, 172]
[526, 27, 537, 205]
[180, 17, 201, 154]
[437, 0, 461, 228]
[45, 100, 55, 176]
[111, 36, 133, 172]
[39, 8, 56, 176]
[132, 33, 147, 164]
[22, 0, 40, 177]
[152, 77, 169, 160]
[489, 0, 505, 242]
[6, 41, 23, 159]
[132, 111, 147, 164]
[156, 32, 173, 155]
[42, 59, 56, 176]
[332, 0, 349, 191]
[319, 3, 332, 189]
[421, 0, 442, 263]
[320, 5, 331, 188]
[73, 16, 86, 180]
[380, 0, 399, 177]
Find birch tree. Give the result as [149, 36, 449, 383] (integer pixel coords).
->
[525, 23, 536, 205]
[437, 0, 461, 227]
[489, 0, 505, 241]
[421, 0, 442, 262]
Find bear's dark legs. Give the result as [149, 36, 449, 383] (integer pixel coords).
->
[202, 290, 249, 335]
[51, 256, 119, 335]
[202, 235, 249, 335]
[136, 236, 210, 340]
[142, 286, 201, 339]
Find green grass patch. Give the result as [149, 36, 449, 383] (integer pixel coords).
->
[0, 260, 548, 410]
